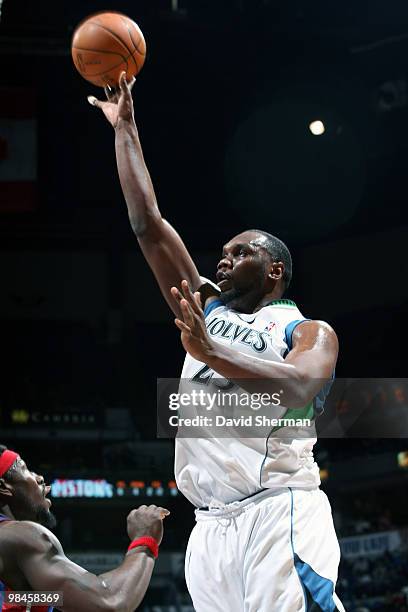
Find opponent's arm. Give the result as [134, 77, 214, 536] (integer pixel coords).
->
[14, 505, 168, 612]
[172, 281, 338, 408]
[88, 73, 203, 316]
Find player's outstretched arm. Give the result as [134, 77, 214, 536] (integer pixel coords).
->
[88, 72, 202, 317]
[13, 505, 169, 612]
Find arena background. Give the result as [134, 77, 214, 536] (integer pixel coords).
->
[1, 1, 408, 610]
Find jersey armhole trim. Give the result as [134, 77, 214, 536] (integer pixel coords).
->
[204, 299, 224, 318]
[284, 319, 311, 352]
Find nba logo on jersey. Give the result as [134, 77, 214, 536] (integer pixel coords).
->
[264, 321, 276, 332]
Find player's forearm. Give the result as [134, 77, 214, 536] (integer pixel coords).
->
[115, 119, 161, 236]
[23, 553, 155, 612]
[97, 548, 155, 612]
[205, 344, 317, 408]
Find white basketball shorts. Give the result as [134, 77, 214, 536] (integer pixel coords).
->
[185, 487, 345, 612]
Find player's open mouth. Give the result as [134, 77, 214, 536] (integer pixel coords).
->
[43, 485, 52, 505]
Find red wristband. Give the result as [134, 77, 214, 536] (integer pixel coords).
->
[127, 536, 159, 559]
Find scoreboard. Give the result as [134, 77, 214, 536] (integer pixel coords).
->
[51, 478, 179, 499]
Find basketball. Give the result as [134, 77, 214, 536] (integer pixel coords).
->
[71, 12, 146, 88]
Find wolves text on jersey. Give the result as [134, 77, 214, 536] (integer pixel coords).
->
[206, 316, 271, 353]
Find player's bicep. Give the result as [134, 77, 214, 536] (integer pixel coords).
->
[21, 553, 112, 612]
[16, 531, 111, 612]
[137, 218, 201, 316]
[284, 320, 339, 380]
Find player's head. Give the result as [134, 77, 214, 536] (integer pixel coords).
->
[0, 446, 56, 529]
[216, 230, 292, 312]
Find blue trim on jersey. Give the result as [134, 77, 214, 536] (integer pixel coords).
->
[284, 319, 335, 417]
[289, 488, 336, 612]
[314, 374, 335, 417]
[204, 299, 223, 318]
[284, 319, 310, 352]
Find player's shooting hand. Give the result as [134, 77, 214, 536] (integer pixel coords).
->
[87, 71, 135, 128]
[127, 504, 170, 546]
[172, 280, 215, 362]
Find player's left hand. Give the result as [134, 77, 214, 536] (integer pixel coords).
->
[171, 280, 215, 362]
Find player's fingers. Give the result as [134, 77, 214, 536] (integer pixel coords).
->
[149, 504, 169, 516]
[180, 299, 195, 326]
[181, 279, 193, 300]
[171, 286, 183, 303]
[157, 507, 170, 518]
[119, 71, 129, 93]
[175, 318, 191, 333]
[129, 77, 136, 91]
[87, 96, 104, 108]
[104, 85, 117, 101]
[180, 300, 197, 334]
[181, 280, 200, 313]
[174, 284, 200, 317]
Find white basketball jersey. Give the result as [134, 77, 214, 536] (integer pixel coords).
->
[175, 298, 323, 508]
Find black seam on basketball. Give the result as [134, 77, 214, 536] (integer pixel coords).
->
[126, 26, 146, 58]
[126, 42, 138, 73]
[73, 46, 125, 57]
[95, 56, 130, 78]
[122, 23, 143, 73]
[118, 21, 138, 72]
[92, 56, 129, 78]
[88, 20, 135, 61]
[119, 16, 146, 57]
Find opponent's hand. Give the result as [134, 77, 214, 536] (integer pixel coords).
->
[127, 505, 170, 545]
[87, 71, 135, 128]
[172, 280, 215, 362]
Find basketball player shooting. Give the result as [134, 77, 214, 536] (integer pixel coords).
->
[0, 446, 169, 611]
[89, 72, 345, 612]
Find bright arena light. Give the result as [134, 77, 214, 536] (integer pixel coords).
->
[309, 120, 325, 136]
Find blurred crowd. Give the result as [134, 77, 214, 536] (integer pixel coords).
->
[334, 495, 395, 538]
[339, 552, 408, 612]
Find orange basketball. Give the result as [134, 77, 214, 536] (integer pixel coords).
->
[71, 12, 146, 88]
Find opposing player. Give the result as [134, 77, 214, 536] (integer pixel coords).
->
[0, 445, 169, 611]
[89, 72, 345, 611]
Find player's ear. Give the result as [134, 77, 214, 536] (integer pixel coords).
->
[268, 261, 284, 281]
[0, 478, 13, 498]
